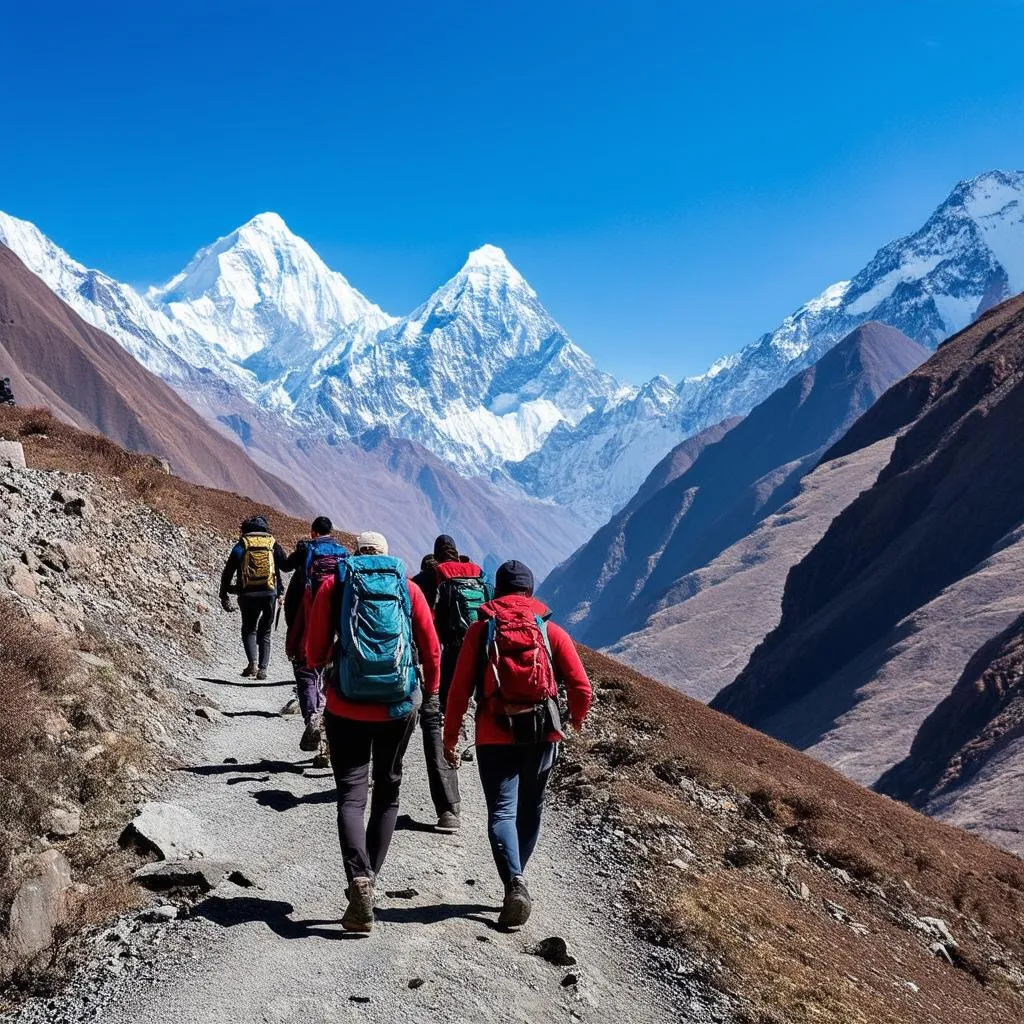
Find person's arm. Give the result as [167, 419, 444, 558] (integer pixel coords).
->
[547, 622, 593, 730]
[219, 544, 242, 603]
[409, 581, 440, 696]
[276, 541, 301, 573]
[304, 575, 338, 669]
[443, 621, 485, 759]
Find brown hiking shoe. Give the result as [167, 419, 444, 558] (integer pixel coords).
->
[435, 809, 461, 833]
[241, 662, 257, 678]
[300, 713, 323, 752]
[342, 877, 375, 933]
[255, 668, 268, 681]
[498, 875, 532, 930]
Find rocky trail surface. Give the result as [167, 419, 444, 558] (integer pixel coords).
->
[7, 612, 699, 1024]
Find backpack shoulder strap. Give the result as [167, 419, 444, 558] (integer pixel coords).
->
[535, 616, 554, 662]
[475, 618, 498, 703]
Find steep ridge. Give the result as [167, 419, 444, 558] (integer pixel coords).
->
[543, 323, 927, 648]
[712, 294, 1024, 842]
[606, 437, 898, 699]
[877, 613, 1024, 850]
[3, 413, 1024, 1024]
[0, 245, 309, 515]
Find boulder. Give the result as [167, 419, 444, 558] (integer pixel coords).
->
[0, 440, 26, 470]
[6, 850, 72, 956]
[4, 561, 37, 599]
[120, 802, 208, 860]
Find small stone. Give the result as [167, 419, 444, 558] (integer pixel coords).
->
[529, 936, 577, 967]
[0, 440, 26, 469]
[561, 973, 580, 988]
[929, 941, 954, 965]
[385, 888, 419, 899]
[916, 917, 957, 947]
[63, 496, 95, 518]
[142, 905, 178, 923]
[280, 698, 300, 715]
[195, 706, 222, 723]
[41, 807, 82, 838]
[669, 858, 689, 872]
[408, 978, 426, 989]
[192, 620, 203, 635]
[120, 802, 207, 860]
[461, 747, 475, 763]
[134, 859, 241, 893]
[797, 881, 811, 901]
[349, 995, 371, 1003]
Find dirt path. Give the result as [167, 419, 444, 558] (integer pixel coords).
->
[26, 617, 692, 1024]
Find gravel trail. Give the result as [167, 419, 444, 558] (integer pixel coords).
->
[42, 616, 689, 1024]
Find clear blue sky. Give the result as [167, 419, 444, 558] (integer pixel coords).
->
[4, 1, 1024, 383]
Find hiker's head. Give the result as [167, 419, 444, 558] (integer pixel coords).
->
[421, 554, 438, 572]
[241, 515, 269, 535]
[311, 516, 332, 537]
[495, 560, 535, 598]
[434, 534, 459, 563]
[356, 531, 389, 556]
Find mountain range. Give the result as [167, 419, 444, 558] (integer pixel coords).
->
[3, 170, 1024, 549]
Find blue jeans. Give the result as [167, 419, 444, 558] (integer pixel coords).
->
[475, 742, 558, 887]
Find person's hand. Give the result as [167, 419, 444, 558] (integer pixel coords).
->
[443, 742, 460, 767]
[220, 596, 236, 613]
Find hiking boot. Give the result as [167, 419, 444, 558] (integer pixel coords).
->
[256, 668, 268, 681]
[300, 713, 323, 753]
[241, 662, 257, 678]
[435, 808, 461, 834]
[342, 877, 375, 933]
[498, 875, 532, 930]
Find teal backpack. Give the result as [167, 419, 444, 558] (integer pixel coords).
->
[334, 554, 418, 709]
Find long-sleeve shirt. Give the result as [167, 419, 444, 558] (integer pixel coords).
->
[219, 535, 287, 600]
[443, 594, 593, 748]
[304, 573, 440, 721]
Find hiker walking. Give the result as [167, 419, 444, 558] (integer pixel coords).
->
[219, 515, 287, 680]
[304, 531, 440, 933]
[420, 534, 492, 834]
[443, 559, 592, 928]
[280, 516, 347, 764]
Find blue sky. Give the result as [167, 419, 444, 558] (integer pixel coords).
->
[4, 1, 1024, 382]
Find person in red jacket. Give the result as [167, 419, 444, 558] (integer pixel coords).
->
[443, 559, 592, 929]
[305, 531, 440, 933]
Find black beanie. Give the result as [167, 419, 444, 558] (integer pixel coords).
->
[434, 534, 459, 563]
[495, 560, 534, 597]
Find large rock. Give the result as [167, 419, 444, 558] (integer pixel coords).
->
[0, 440, 26, 470]
[134, 859, 248, 893]
[4, 560, 37, 599]
[120, 802, 208, 860]
[6, 850, 72, 956]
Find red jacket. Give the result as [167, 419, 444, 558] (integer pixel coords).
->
[443, 594, 593, 748]
[304, 574, 440, 722]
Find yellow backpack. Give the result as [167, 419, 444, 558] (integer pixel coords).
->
[241, 534, 276, 592]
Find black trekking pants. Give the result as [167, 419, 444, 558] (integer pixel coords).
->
[239, 595, 275, 671]
[325, 710, 419, 883]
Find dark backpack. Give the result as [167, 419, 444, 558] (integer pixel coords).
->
[304, 537, 348, 597]
[436, 573, 493, 646]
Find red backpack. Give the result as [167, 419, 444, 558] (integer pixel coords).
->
[483, 607, 557, 710]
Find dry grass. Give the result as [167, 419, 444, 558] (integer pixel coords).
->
[573, 648, 1024, 1024]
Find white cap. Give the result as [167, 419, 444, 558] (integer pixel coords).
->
[356, 530, 389, 555]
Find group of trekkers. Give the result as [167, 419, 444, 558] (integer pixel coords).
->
[219, 517, 593, 932]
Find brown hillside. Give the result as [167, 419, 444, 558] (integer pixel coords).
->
[0, 243, 309, 517]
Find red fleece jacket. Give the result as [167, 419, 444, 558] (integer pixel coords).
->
[304, 574, 440, 721]
[443, 594, 593, 748]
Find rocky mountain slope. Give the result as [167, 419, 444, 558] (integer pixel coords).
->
[543, 323, 927, 648]
[4, 170, 1023, 537]
[3, 414, 1024, 1024]
[712, 294, 1024, 849]
[0, 244, 309, 515]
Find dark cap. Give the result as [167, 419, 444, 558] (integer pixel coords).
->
[495, 559, 534, 597]
[434, 534, 459, 563]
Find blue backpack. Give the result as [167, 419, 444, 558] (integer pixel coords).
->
[304, 537, 348, 597]
[334, 554, 419, 707]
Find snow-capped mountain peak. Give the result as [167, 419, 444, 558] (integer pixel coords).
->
[147, 212, 394, 368]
